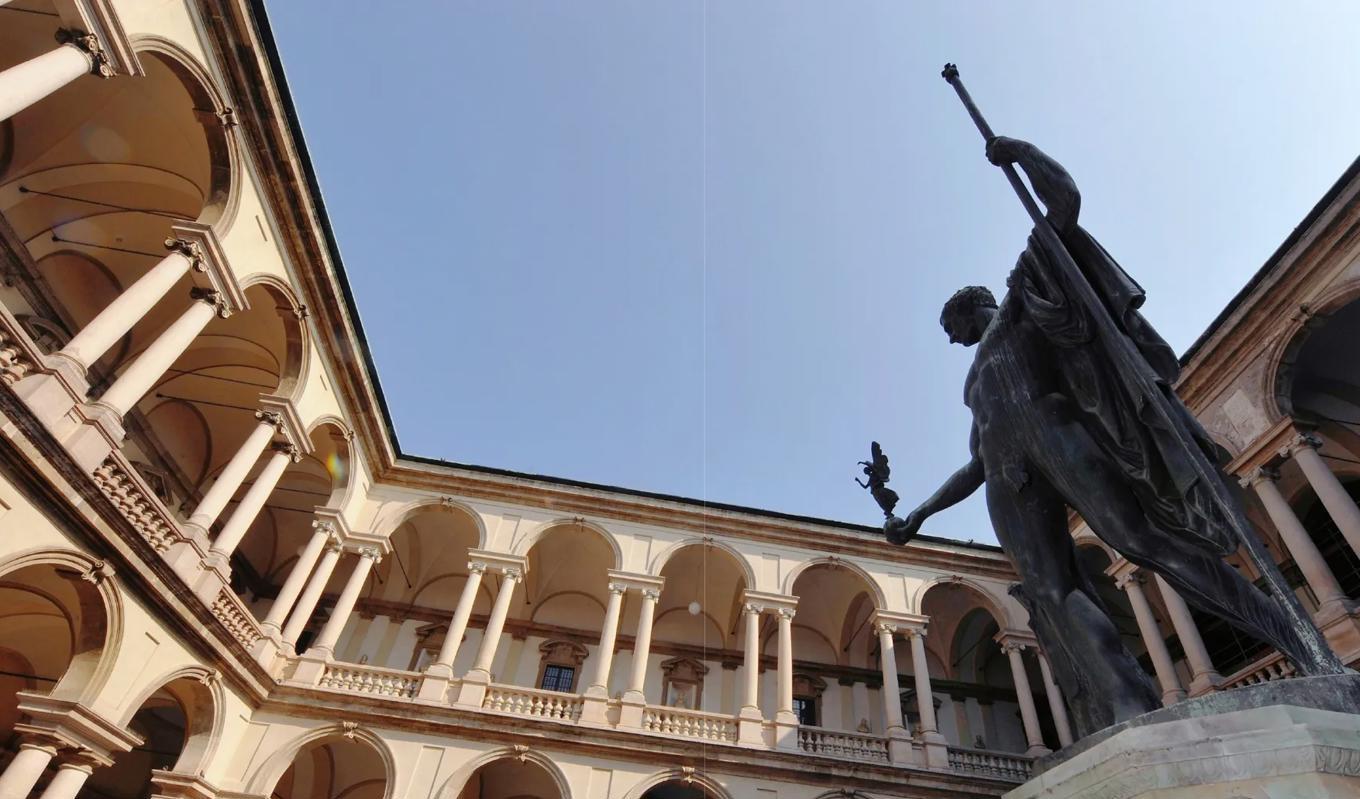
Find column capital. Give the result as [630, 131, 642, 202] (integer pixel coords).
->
[874, 620, 898, 636]
[1285, 431, 1324, 458]
[775, 606, 796, 622]
[257, 395, 314, 454]
[605, 570, 665, 595]
[311, 518, 340, 541]
[466, 549, 528, 578]
[1239, 465, 1281, 489]
[742, 601, 764, 616]
[640, 587, 661, 603]
[271, 441, 302, 463]
[13, 692, 139, 765]
[901, 626, 927, 640]
[995, 631, 1037, 653]
[607, 582, 629, 596]
[324, 537, 345, 555]
[55, 29, 114, 78]
[255, 409, 286, 430]
[1114, 569, 1145, 591]
[467, 561, 489, 575]
[354, 545, 382, 563]
[188, 287, 232, 319]
[170, 222, 248, 316]
[165, 237, 208, 270]
[741, 590, 797, 615]
[502, 566, 523, 582]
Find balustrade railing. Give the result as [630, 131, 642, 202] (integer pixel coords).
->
[92, 452, 183, 553]
[947, 746, 1033, 782]
[796, 726, 889, 762]
[210, 587, 263, 650]
[483, 684, 583, 722]
[641, 706, 739, 743]
[1221, 650, 1295, 690]
[318, 662, 420, 699]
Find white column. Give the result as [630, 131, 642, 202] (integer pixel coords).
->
[187, 411, 281, 531]
[1035, 652, 1073, 748]
[58, 243, 200, 370]
[625, 588, 659, 701]
[1289, 432, 1360, 559]
[876, 622, 907, 736]
[586, 583, 627, 695]
[207, 443, 298, 562]
[306, 547, 380, 658]
[1154, 574, 1221, 694]
[35, 759, 94, 799]
[466, 568, 521, 678]
[1245, 466, 1349, 616]
[1117, 571, 1186, 705]
[281, 540, 342, 647]
[260, 521, 334, 636]
[429, 562, 486, 675]
[905, 628, 941, 737]
[97, 290, 223, 415]
[776, 607, 796, 722]
[740, 602, 762, 714]
[0, 31, 110, 123]
[0, 740, 57, 799]
[1003, 641, 1050, 756]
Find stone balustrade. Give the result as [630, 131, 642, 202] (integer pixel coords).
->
[209, 587, 263, 650]
[640, 706, 739, 744]
[947, 746, 1034, 782]
[483, 684, 583, 722]
[796, 725, 889, 762]
[91, 453, 183, 553]
[318, 662, 420, 699]
[1220, 650, 1296, 690]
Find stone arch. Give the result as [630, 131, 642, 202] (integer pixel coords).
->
[432, 747, 573, 799]
[0, 547, 122, 704]
[649, 538, 756, 587]
[622, 769, 734, 799]
[303, 416, 355, 510]
[783, 557, 887, 610]
[114, 664, 223, 776]
[910, 575, 1012, 628]
[247, 724, 397, 799]
[1268, 278, 1360, 422]
[372, 497, 488, 550]
[516, 518, 623, 570]
[239, 274, 309, 401]
[128, 35, 240, 230]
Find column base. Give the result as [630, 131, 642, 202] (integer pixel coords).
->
[165, 527, 210, 587]
[1026, 743, 1054, 757]
[1318, 602, 1360, 663]
[736, 706, 766, 747]
[60, 400, 124, 474]
[11, 356, 87, 434]
[886, 728, 915, 764]
[453, 669, 490, 708]
[251, 635, 291, 677]
[578, 692, 613, 727]
[773, 710, 799, 751]
[919, 731, 950, 768]
[289, 649, 331, 686]
[617, 693, 646, 728]
[1160, 687, 1188, 707]
[1187, 670, 1223, 698]
[189, 558, 231, 606]
[415, 670, 452, 704]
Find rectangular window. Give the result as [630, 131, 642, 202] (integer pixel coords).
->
[793, 696, 817, 726]
[540, 664, 575, 693]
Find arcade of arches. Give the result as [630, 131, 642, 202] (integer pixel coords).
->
[1, 2, 1360, 799]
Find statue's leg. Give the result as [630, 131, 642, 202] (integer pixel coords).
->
[985, 475, 1160, 729]
[1048, 428, 1323, 674]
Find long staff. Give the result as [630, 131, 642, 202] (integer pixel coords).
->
[941, 63, 1341, 674]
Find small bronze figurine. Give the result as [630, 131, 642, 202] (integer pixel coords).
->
[856, 441, 900, 521]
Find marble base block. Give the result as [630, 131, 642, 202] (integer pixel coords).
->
[1006, 676, 1360, 799]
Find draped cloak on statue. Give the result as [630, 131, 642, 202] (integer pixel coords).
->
[1006, 213, 1236, 557]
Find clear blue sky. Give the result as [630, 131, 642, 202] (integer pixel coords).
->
[268, 2, 1360, 546]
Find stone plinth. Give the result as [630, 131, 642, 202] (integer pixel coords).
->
[1006, 676, 1360, 798]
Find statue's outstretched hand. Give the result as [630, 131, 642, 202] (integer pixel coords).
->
[985, 136, 1023, 166]
[885, 509, 926, 545]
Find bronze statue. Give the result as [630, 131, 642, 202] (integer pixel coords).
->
[877, 66, 1344, 739]
[856, 441, 900, 519]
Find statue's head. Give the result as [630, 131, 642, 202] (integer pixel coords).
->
[940, 285, 997, 346]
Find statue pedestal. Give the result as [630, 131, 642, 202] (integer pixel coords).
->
[1006, 675, 1360, 799]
